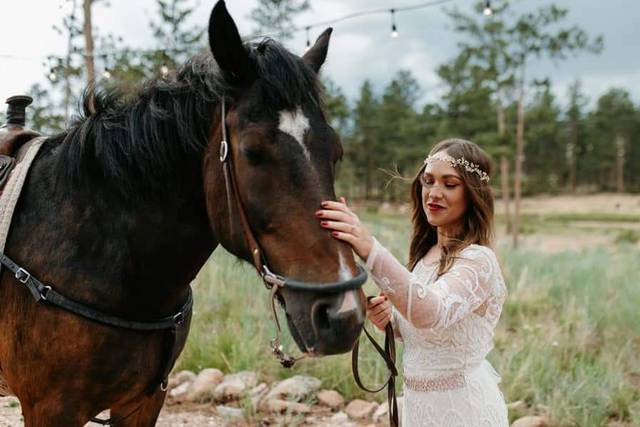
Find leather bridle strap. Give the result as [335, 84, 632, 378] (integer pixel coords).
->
[218, 96, 367, 368]
[351, 300, 399, 427]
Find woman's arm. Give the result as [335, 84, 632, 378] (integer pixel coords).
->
[317, 200, 496, 330]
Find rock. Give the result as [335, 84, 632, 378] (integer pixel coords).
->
[213, 371, 259, 402]
[168, 370, 196, 390]
[314, 411, 357, 427]
[511, 415, 548, 427]
[215, 405, 244, 421]
[185, 368, 224, 402]
[249, 383, 269, 411]
[263, 398, 311, 414]
[316, 389, 344, 409]
[264, 375, 321, 402]
[168, 381, 191, 400]
[373, 401, 388, 422]
[345, 399, 378, 420]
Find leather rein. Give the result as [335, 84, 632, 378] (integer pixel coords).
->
[218, 98, 398, 427]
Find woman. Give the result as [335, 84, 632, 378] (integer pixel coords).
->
[316, 138, 508, 426]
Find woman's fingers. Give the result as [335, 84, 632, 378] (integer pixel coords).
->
[319, 220, 357, 234]
[316, 209, 354, 224]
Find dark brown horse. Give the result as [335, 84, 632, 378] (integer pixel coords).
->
[0, 1, 366, 425]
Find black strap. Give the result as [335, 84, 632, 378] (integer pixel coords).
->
[0, 251, 191, 331]
[352, 323, 399, 427]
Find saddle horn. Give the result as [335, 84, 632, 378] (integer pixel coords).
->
[3, 95, 33, 129]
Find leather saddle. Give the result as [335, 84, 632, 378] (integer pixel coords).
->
[0, 128, 41, 191]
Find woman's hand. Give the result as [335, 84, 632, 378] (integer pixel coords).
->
[316, 197, 374, 261]
[367, 294, 392, 331]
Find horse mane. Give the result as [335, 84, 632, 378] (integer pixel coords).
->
[51, 39, 322, 201]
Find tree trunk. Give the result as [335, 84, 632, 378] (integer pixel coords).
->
[568, 119, 577, 192]
[513, 83, 525, 249]
[83, 0, 95, 109]
[616, 134, 625, 193]
[497, 102, 512, 234]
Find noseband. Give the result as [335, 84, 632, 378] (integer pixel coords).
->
[217, 97, 367, 367]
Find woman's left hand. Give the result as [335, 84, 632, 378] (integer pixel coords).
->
[316, 197, 374, 261]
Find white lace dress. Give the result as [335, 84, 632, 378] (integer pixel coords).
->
[365, 240, 509, 427]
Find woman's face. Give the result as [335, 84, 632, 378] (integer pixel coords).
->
[420, 151, 468, 232]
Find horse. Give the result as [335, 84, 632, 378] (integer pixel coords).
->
[0, 1, 367, 425]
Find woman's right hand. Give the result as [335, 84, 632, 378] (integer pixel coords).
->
[367, 294, 392, 331]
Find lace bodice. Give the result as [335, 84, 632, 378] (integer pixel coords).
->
[365, 240, 507, 378]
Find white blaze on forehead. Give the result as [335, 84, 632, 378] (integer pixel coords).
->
[337, 251, 352, 281]
[278, 107, 311, 160]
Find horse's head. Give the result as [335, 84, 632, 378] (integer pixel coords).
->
[203, 1, 365, 356]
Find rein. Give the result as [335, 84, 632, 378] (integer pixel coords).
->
[219, 98, 397, 427]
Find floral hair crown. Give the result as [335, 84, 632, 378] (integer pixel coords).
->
[424, 152, 490, 182]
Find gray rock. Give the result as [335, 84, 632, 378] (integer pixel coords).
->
[186, 368, 224, 402]
[264, 375, 321, 402]
[263, 398, 311, 414]
[215, 405, 244, 421]
[168, 370, 196, 390]
[213, 371, 258, 402]
[345, 399, 378, 420]
[511, 415, 549, 427]
[373, 401, 388, 422]
[316, 389, 344, 409]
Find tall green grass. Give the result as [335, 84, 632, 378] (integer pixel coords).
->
[176, 213, 640, 426]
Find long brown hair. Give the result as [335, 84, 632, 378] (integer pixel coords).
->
[408, 138, 494, 275]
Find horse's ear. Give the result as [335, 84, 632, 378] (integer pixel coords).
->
[302, 28, 332, 73]
[209, 0, 255, 85]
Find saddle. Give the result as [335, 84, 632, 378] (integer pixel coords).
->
[0, 128, 41, 192]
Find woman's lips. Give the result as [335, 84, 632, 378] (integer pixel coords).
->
[427, 203, 445, 212]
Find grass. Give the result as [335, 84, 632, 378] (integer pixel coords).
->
[176, 212, 640, 426]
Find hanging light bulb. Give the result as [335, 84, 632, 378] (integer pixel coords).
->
[483, 0, 493, 16]
[103, 68, 112, 79]
[305, 26, 311, 49]
[48, 68, 58, 82]
[390, 9, 399, 38]
[160, 65, 169, 76]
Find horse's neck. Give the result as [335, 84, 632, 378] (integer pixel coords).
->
[12, 139, 217, 317]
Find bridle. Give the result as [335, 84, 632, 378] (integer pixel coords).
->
[218, 97, 398, 427]
[217, 96, 368, 367]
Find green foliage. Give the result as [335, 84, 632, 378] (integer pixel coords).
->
[248, 0, 310, 41]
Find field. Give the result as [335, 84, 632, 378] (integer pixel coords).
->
[176, 194, 640, 426]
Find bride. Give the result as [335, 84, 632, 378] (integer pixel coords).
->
[317, 138, 509, 426]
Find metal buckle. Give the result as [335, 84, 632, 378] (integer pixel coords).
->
[15, 268, 31, 284]
[262, 265, 286, 289]
[219, 140, 228, 162]
[173, 312, 184, 325]
[39, 285, 52, 302]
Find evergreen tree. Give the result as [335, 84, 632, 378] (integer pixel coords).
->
[249, 0, 310, 41]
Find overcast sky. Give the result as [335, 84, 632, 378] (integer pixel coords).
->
[1, 0, 638, 114]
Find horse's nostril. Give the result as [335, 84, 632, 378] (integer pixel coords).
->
[312, 303, 331, 331]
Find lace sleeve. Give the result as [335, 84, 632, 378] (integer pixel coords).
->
[365, 239, 496, 330]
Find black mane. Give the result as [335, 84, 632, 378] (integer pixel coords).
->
[51, 39, 322, 201]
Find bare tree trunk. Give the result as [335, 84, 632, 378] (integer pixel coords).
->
[497, 102, 512, 234]
[513, 82, 525, 249]
[64, 0, 79, 125]
[569, 125, 577, 192]
[616, 134, 625, 193]
[83, 0, 95, 111]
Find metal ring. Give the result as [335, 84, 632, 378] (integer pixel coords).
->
[219, 140, 228, 162]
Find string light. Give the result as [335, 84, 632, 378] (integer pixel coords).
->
[48, 68, 58, 82]
[305, 26, 311, 48]
[390, 9, 399, 38]
[483, 0, 493, 16]
[103, 68, 111, 79]
[160, 64, 169, 76]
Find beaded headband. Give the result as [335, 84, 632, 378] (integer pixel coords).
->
[423, 152, 490, 182]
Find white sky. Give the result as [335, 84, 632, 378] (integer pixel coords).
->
[1, 0, 638, 114]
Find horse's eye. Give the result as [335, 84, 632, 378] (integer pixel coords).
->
[243, 146, 267, 165]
